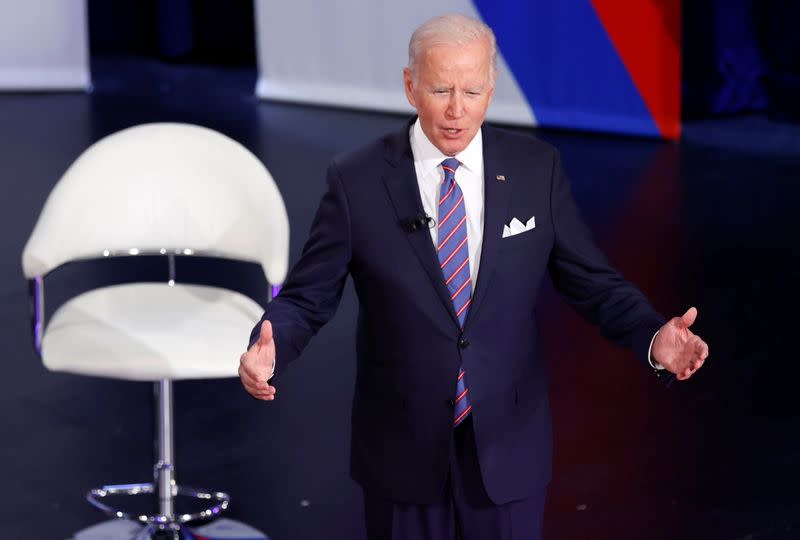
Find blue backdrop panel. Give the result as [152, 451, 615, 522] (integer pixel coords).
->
[473, 0, 660, 137]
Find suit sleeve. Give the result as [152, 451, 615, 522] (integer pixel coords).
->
[546, 149, 665, 366]
[248, 161, 352, 379]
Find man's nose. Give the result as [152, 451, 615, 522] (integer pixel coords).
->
[446, 93, 464, 118]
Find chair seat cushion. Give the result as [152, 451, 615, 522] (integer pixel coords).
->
[41, 282, 264, 381]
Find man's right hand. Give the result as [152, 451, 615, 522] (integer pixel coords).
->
[238, 320, 277, 401]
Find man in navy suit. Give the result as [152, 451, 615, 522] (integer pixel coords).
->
[239, 14, 709, 539]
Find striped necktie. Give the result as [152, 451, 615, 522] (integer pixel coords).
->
[437, 158, 472, 427]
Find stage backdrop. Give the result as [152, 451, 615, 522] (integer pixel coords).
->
[254, 0, 681, 139]
[0, 0, 90, 91]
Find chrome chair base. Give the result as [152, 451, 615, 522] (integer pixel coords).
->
[70, 517, 269, 540]
[87, 482, 230, 526]
[82, 380, 237, 537]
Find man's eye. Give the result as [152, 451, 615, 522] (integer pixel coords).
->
[434, 90, 449, 95]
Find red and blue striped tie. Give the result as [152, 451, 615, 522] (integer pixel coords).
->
[437, 158, 472, 427]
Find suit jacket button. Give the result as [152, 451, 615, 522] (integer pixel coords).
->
[458, 337, 470, 349]
[446, 399, 455, 408]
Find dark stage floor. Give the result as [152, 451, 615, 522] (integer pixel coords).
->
[1, 58, 798, 539]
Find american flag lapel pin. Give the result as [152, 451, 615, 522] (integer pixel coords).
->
[496, 175, 506, 182]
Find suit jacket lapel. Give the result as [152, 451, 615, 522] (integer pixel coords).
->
[382, 122, 460, 326]
[465, 125, 512, 329]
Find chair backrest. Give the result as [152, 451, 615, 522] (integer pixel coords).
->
[22, 123, 289, 285]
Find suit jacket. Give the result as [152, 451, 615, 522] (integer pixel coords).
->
[251, 119, 665, 505]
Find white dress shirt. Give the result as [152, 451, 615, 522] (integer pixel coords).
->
[409, 119, 484, 284]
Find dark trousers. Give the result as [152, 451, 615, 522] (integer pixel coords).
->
[363, 416, 546, 540]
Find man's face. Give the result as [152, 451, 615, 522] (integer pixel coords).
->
[404, 38, 495, 156]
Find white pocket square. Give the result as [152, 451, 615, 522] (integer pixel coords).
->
[502, 216, 535, 238]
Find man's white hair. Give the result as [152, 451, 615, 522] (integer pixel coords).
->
[407, 14, 497, 82]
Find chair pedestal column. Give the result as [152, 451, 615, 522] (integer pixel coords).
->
[154, 378, 176, 524]
[86, 379, 231, 534]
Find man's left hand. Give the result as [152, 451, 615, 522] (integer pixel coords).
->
[652, 307, 710, 381]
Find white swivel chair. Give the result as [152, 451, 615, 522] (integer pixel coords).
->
[22, 123, 288, 539]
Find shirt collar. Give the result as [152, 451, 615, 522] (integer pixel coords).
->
[410, 118, 483, 179]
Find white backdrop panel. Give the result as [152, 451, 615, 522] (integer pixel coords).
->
[0, 0, 90, 91]
[254, 0, 535, 126]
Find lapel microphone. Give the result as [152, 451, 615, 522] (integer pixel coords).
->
[402, 213, 435, 232]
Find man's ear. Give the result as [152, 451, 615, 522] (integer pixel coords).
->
[486, 81, 495, 104]
[403, 68, 417, 109]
